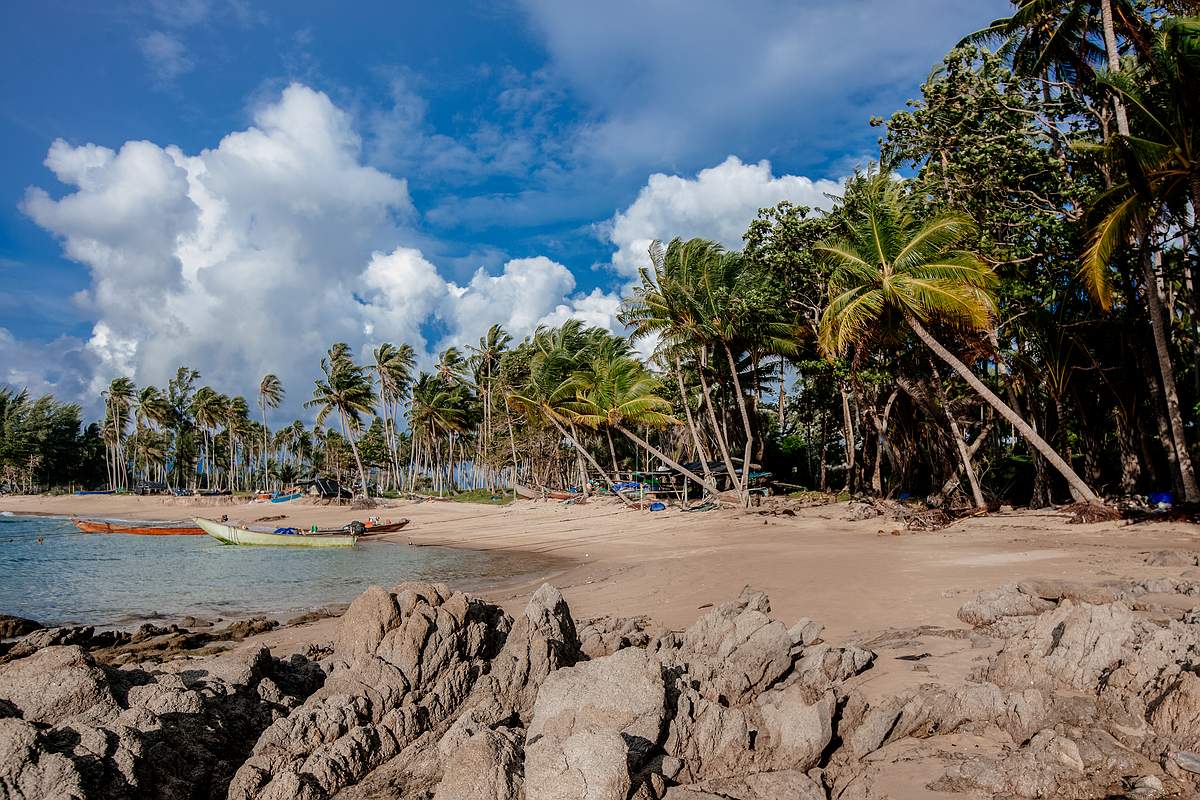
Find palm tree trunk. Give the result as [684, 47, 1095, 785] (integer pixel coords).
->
[340, 409, 370, 500]
[605, 427, 620, 475]
[839, 383, 855, 493]
[548, 416, 630, 504]
[616, 425, 720, 496]
[674, 355, 714, 485]
[697, 351, 739, 496]
[722, 344, 754, 504]
[505, 396, 519, 498]
[929, 362, 985, 508]
[1100, 0, 1131, 137]
[1140, 245, 1200, 501]
[907, 315, 1099, 502]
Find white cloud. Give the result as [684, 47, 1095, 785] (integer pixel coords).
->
[139, 31, 194, 81]
[606, 155, 843, 278]
[20, 83, 617, 415]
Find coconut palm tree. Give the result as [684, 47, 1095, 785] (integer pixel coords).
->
[131, 385, 170, 482]
[257, 374, 284, 489]
[101, 377, 135, 490]
[306, 344, 377, 498]
[1076, 17, 1200, 501]
[562, 354, 721, 496]
[372, 342, 416, 490]
[816, 172, 1100, 502]
[190, 386, 224, 489]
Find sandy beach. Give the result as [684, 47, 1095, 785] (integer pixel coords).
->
[5, 494, 1200, 798]
[5, 492, 1197, 639]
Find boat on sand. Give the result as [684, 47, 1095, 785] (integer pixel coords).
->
[73, 518, 204, 536]
[194, 517, 357, 547]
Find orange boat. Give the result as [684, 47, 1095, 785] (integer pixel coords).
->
[72, 518, 205, 536]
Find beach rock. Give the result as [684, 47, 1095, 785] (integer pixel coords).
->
[576, 614, 665, 659]
[663, 770, 825, 800]
[1148, 672, 1200, 751]
[957, 584, 1055, 628]
[0, 717, 88, 799]
[1016, 578, 1121, 605]
[673, 587, 793, 705]
[526, 728, 631, 800]
[432, 726, 523, 800]
[228, 582, 511, 800]
[0, 645, 118, 726]
[221, 616, 280, 640]
[0, 615, 41, 640]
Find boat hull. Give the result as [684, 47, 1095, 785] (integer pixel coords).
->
[270, 492, 303, 503]
[194, 518, 356, 547]
[73, 518, 204, 535]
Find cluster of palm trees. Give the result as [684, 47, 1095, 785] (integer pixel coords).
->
[73, 4, 1200, 507]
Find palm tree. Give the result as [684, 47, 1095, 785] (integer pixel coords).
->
[131, 385, 170, 482]
[563, 354, 721, 495]
[306, 344, 377, 498]
[372, 342, 416, 491]
[816, 173, 1099, 502]
[468, 324, 513, 490]
[258, 374, 284, 489]
[101, 377, 135, 490]
[1076, 17, 1200, 501]
[190, 386, 224, 489]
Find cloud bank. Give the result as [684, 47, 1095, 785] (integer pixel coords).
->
[19, 83, 841, 419]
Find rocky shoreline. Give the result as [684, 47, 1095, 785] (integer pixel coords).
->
[2, 571, 1199, 800]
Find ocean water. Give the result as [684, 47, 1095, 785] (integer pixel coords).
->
[0, 515, 557, 628]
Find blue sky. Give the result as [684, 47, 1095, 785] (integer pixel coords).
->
[0, 0, 1008, 416]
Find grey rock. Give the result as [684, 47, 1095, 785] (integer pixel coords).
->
[432, 727, 523, 800]
[0, 645, 118, 726]
[957, 585, 1055, 628]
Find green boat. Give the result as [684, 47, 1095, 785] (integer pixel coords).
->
[193, 518, 357, 548]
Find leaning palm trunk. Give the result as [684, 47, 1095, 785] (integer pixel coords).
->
[340, 409, 371, 500]
[674, 356, 714, 486]
[696, 353, 741, 499]
[906, 316, 1099, 503]
[547, 416, 631, 506]
[616, 425, 721, 497]
[724, 343, 755, 504]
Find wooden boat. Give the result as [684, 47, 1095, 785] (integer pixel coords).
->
[74, 490, 114, 496]
[194, 518, 356, 547]
[244, 518, 410, 536]
[73, 518, 204, 535]
[270, 492, 303, 503]
[545, 490, 580, 501]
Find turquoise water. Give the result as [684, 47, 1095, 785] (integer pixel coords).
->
[0, 514, 556, 628]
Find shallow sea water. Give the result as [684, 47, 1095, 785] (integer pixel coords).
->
[0, 514, 556, 628]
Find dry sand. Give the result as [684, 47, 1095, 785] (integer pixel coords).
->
[4, 492, 1198, 643]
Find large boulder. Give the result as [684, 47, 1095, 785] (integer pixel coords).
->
[228, 582, 511, 800]
[0, 645, 118, 726]
[525, 647, 665, 800]
[431, 726, 523, 800]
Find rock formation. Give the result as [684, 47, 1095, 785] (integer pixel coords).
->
[2, 574, 1199, 799]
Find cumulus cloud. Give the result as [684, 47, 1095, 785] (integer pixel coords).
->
[19, 84, 616, 415]
[605, 155, 842, 278]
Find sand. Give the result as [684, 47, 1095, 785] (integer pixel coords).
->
[4, 492, 1198, 644]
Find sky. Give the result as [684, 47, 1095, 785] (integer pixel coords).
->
[0, 0, 1008, 420]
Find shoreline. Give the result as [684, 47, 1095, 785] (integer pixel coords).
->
[4, 492, 1199, 641]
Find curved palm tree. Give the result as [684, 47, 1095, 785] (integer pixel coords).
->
[258, 374, 284, 488]
[562, 355, 720, 496]
[306, 344, 377, 498]
[816, 173, 1099, 502]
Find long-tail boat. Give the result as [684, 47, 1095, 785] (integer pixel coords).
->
[194, 517, 356, 547]
[72, 518, 204, 535]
